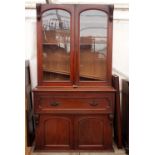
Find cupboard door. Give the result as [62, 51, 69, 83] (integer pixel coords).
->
[37, 4, 75, 86]
[74, 5, 113, 86]
[35, 115, 73, 150]
[75, 115, 113, 150]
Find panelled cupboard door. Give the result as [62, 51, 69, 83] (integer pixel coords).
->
[35, 115, 73, 150]
[74, 115, 113, 150]
[35, 114, 113, 150]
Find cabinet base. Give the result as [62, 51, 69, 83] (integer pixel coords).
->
[34, 147, 114, 152]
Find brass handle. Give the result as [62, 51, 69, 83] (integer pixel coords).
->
[50, 101, 60, 106]
[89, 100, 98, 106]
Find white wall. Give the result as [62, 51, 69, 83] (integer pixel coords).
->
[25, 0, 129, 88]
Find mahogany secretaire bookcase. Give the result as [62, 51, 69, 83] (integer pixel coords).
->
[33, 4, 117, 151]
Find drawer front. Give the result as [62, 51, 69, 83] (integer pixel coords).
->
[34, 93, 114, 113]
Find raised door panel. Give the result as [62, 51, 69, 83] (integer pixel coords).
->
[35, 115, 73, 150]
[75, 115, 113, 150]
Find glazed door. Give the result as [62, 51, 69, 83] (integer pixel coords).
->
[35, 114, 73, 150]
[37, 5, 74, 86]
[37, 4, 113, 86]
[74, 5, 113, 86]
[74, 115, 113, 150]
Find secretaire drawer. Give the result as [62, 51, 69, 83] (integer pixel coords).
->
[34, 95, 113, 113]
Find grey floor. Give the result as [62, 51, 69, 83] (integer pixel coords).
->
[31, 144, 127, 155]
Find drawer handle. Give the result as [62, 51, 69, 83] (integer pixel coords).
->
[89, 101, 98, 106]
[50, 101, 60, 106]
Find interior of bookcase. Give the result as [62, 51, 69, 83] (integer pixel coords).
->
[42, 30, 107, 81]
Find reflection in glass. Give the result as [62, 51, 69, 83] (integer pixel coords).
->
[80, 10, 108, 81]
[42, 10, 70, 81]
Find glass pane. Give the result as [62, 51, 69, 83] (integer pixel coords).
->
[42, 10, 70, 81]
[80, 10, 108, 81]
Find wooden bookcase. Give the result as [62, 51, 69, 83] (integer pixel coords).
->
[33, 4, 118, 151]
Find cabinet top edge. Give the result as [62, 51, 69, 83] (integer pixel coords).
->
[36, 3, 114, 6]
[33, 86, 116, 92]
[36, 3, 114, 10]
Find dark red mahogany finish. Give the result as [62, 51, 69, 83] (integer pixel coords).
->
[33, 4, 117, 151]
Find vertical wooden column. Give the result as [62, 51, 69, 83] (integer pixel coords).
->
[112, 75, 122, 148]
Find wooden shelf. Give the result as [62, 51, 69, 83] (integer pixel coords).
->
[43, 43, 58, 45]
[43, 29, 70, 33]
[80, 42, 107, 45]
[43, 68, 70, 76]
[43, 42, 69, 45]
